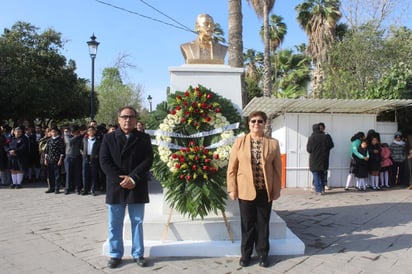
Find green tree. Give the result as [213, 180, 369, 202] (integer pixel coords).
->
[322, 23, 388, 98]
[247, 0, 276, 98]
[95, 67, 143, 125]
[275, 49, 311, 98]
[296, 0, 342, 97]
[0, 21, 89, 124]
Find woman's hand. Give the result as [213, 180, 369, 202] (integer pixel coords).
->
[228, 192, 238, 200]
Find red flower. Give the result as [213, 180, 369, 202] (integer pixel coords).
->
[207, 93, 213, 99]
[213, 154, 219, 159]
[184, 91, 190, 97]
[215, 107, 221, 113]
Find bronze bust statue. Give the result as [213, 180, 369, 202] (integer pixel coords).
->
[180, 14, 228, 64]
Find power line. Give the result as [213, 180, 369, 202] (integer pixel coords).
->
[95, 0, 196, 34]
[138, 0, 193, 33]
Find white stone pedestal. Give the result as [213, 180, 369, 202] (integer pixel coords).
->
[102, 64, 304, 258]
[169, 64, 244, 114]
[102, 179, 305, 257]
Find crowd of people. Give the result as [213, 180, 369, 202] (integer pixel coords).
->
[344, 129, 412, 191]
[0, 119, 147, 195]
[306, 123, 412, 195]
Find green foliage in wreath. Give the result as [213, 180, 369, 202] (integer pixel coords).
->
[148, 85, 242, 219]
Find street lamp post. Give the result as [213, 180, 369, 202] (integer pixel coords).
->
[147, 95, 153, 112]
[87, 34, 100, 120]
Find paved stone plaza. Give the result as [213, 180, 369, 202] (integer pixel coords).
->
[1, 182, 412, 273]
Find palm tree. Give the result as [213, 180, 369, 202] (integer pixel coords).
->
[260, 14, 287, 55]
[246, 0, 276, 98]
[244, 49, 262, 82]
[275, 49, 311, 98]
[296, 0, 342, 98]
[228, 0, 247, 107]
[259, 14, 287, 96]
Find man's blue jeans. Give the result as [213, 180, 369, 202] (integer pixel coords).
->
[108, 203, 145, 259]
[312, 171, 325, 193]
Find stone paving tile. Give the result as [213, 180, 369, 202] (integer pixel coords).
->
[1, 183, 412, 273]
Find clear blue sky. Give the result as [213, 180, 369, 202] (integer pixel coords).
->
[1, 0, 410, 111]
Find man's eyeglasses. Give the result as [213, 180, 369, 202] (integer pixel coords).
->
[119, 115, 136, 120]
[250, 119, 264, 124]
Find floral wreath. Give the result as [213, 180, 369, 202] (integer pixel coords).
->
[150, 85, 240, 219]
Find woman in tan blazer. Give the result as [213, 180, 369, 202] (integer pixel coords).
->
[227, 111, 282, 268]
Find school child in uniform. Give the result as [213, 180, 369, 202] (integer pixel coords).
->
[355, 139, 369, 191]
[368, 136, 381, 190]
[380, 143, 392, 188]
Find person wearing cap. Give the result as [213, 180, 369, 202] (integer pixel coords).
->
[389, 132, 408, 186]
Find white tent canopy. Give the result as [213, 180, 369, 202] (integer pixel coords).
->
[243, 98, 412, 117]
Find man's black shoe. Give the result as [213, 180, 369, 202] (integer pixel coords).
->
[258, 255, 269, 267]
[239, 258, 250, 267]
[45, 189, 53, 193]
[134, 257, 147, 267]
[107, 257, 121, 269]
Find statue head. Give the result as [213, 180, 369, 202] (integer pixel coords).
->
[195, 14, 215, 42]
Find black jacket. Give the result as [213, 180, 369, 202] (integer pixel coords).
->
[99, 128, 153, 204]
[307, 124, 329, 172]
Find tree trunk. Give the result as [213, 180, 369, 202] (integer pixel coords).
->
[262, 4, 272, 98]
[228, 0, 247, 108]
[263, 3, 273, 136]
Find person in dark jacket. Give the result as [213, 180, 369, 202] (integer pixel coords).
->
[355, 140, 369, 191]
[81, 126, 101, 196]
[5, 127, 29, 189]
[307, 124, 329, 195]
[100, 106, 153, 269]
[318, 122, 334, 189]
[44, 127, 65, 193]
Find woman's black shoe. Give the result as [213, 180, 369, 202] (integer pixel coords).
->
[239, 258, 250, 267]
[259, 255, 269, 267]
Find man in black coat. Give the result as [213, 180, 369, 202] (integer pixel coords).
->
[307, 123, 329, 195]
[100, 106, 153, 269]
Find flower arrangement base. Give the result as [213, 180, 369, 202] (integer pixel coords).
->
[102, 179, 305, 257]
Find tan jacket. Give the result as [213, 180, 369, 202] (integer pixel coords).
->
[227, 134, 282, 201]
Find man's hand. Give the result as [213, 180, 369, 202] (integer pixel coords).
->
[119, 175, 136, 189]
